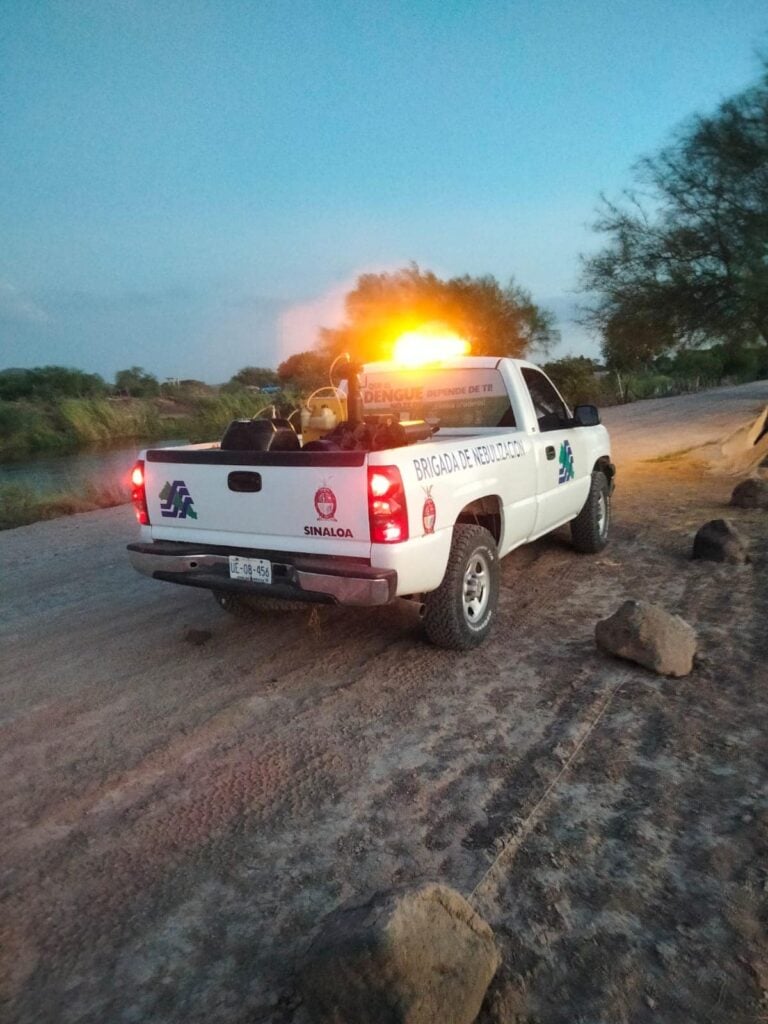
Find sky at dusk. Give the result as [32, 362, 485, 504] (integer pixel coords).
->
[1, 0, 767, 383]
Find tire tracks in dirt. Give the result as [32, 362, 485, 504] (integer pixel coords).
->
[3, 624, 476, 1018]
[3, 534, 615, 1023]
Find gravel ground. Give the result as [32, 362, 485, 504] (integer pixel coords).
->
[1, 381, 767, 1024]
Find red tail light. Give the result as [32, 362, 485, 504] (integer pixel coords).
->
[368, 465, 408, 543]
[131, 460, 150, 525]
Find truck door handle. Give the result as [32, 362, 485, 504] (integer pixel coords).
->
[228, 471, 262, 492]
[545, 446, 556, 461]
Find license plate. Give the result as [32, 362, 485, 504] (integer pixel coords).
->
[228, 556, 272, 585]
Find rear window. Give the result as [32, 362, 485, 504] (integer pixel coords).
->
[360, 367, 515, 428]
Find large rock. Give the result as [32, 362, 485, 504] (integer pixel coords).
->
[692, 518, 750, 564]
[595, 599, 696, 677]
[299, 884, 500, 1024]
[730, 477, 768, 509]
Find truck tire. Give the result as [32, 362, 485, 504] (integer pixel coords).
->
[423, 525, 500, 651]
[570, 470, 610, 553]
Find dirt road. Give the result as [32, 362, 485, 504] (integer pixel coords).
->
[1, 382, 767, 1024]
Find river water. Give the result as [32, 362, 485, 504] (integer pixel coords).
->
[0, 440, 186, 494]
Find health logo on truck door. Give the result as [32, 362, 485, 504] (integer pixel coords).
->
[159, 480, 198, 519]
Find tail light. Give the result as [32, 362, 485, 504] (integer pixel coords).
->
[368, 466, 408, 543]
[131, 460, 150, 525]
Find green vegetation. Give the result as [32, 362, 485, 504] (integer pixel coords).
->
[227, 366, 281, 390]
[0, 390, 305, 458]
[114, 366, 161, 397]
[0, 401, 65, 454]
[57, 398, 166, 444]
[542, 356, 607, 407]
[0, 397, 172, 458]
[183, 390, 299, 442]
[276, 350, 332, 392]
[0, 365, 165, 457]
[0, 366, 108, 401]
[581, 58, 768, 372]
[0, 479, 129, 530]
[543, 343, 767, 410]
[0, 357, 305, 458]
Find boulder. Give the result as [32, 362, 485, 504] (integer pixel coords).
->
[595, 599, 696, 677]
[730, 477, 768, 509]
[692, 518, 750, 564]
[299, 884, 500, 1024]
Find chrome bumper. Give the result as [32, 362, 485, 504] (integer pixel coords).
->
[127, 542, 396, 607]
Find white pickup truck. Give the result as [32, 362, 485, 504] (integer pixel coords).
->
[128, 357, 614, 649]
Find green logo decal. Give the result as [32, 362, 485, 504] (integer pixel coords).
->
[159, 480, 198, 519]
[558, 440, 574, 484]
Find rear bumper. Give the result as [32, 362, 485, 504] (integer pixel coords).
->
[127, 541, 397, 607]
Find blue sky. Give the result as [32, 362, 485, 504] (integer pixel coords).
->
[1, 1, 766, 382]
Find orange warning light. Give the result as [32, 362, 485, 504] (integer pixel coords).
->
[392, 328, 470, 367]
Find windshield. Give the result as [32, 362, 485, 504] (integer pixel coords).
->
[360, 366, 514, 428]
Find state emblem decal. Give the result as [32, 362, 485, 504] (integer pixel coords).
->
[314, 485, 337, 521]
[422, 486, 436, 534]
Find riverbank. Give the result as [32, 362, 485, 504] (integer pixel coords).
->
[0, 391, 293, 461]
[0, 480, 129, 531]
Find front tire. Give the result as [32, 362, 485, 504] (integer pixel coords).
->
[570, 470, 611, 553]
[423, 525, 500, 650]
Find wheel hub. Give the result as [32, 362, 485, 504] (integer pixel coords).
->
[597, 492, 608, 536]
[462, 554, 490, 625]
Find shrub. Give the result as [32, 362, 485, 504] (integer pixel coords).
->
[0, 401, 68, 456]
[185, 391, 299, 441]
[54, 399, 163, 444]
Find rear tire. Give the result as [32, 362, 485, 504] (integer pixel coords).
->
[570, 471, 611, 553]
[423, 525, 500, 650]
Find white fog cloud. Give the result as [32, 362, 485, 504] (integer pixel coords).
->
[276, 277, 354, 361]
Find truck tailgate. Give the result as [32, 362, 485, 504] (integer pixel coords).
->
[142, 448, 372, 559]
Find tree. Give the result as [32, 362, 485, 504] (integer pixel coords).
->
[228, 366, 280, 389]
[581, 58, 768, 370]
[319, 264, 558, 364]
[542, 355, 604, 407]
[114, 366, 160, 397]
[276, 351, 331, 392]
[0, 366, 108, 401]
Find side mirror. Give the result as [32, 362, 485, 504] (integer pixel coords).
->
[573, 404, 601, 427]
